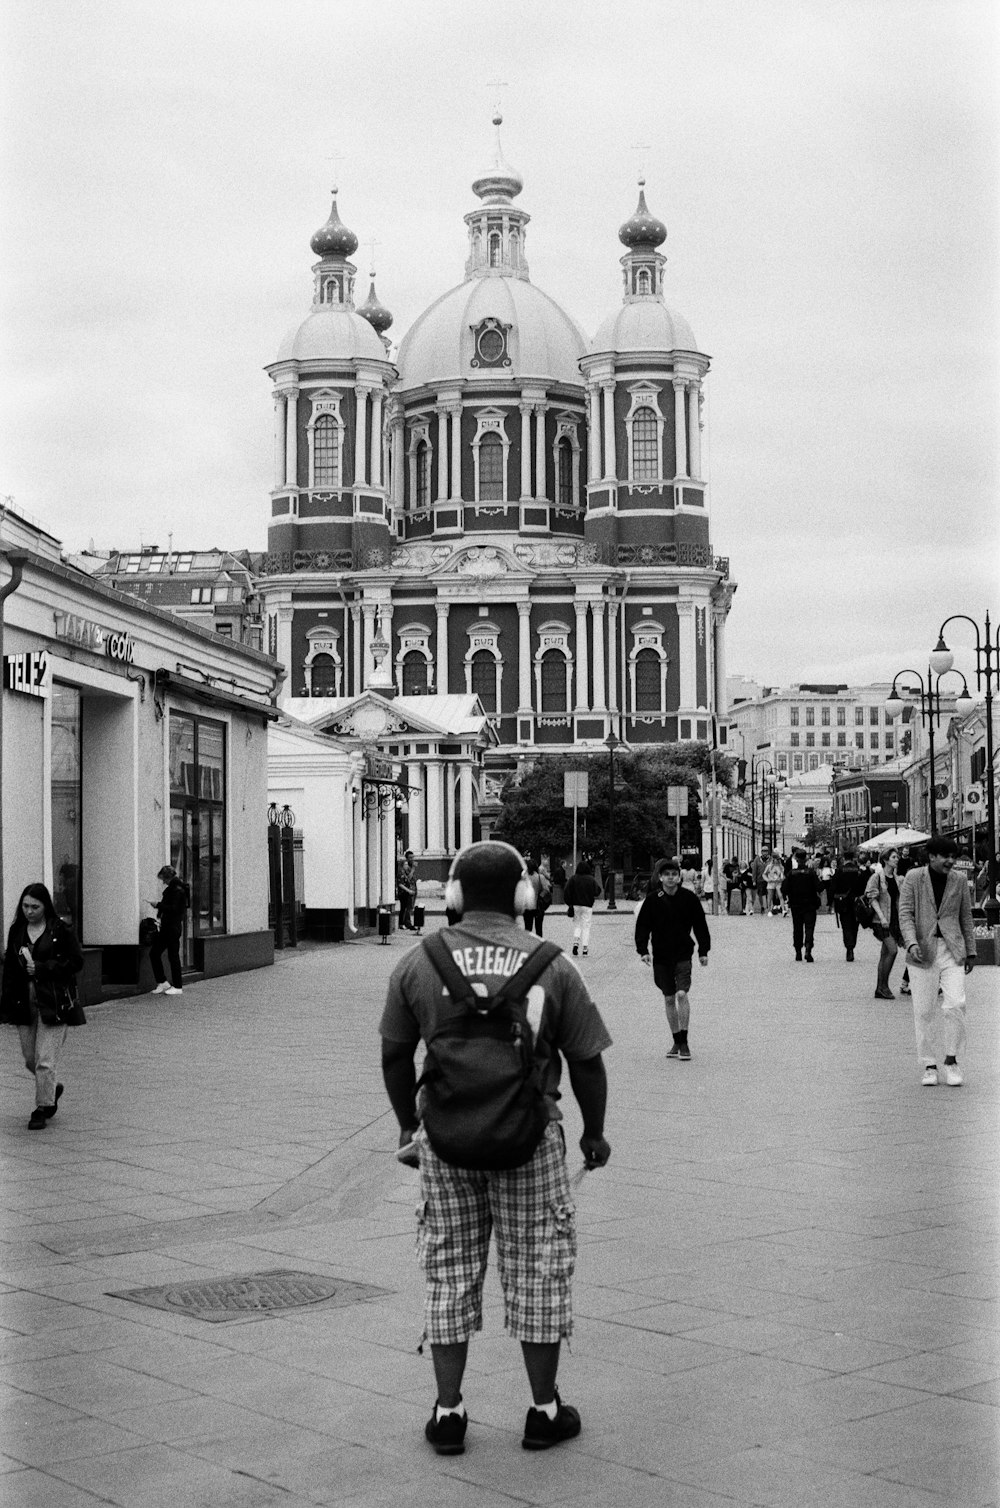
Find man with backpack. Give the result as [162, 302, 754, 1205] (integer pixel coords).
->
[380, 841, 612, 1458]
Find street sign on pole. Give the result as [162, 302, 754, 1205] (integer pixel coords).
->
[964, 786, 984, 813]
[564, 771, 589, 874]
[666, 785, 688, 816]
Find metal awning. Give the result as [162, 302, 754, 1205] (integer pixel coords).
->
[154, 668, 280, 721]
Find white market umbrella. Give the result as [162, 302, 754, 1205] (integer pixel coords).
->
[857, 827, 930, 850]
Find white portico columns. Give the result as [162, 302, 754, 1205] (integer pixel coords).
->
[591, 599, 607, 711]
[436, 602, 450, 696]
[444, 764, 456, 854]
[574, 599, 590, 712]
[519, 405, 532, 500]
[408, 762, 425, 854]
[517, 600, 532, 710]
[712, 607, 728, 718]
[356, 389, 369, 487]
[425, 759, 444, 853]
[449, 406, 462, 500]
[275, 602, 294, 697]
[370, 389, 384, 489]
[436, 407, 449, 500]
[687, 384, 702, 480]
[673, 379, 688, 479]
[534, 402, 547, 499]
[284, 388, 299, 488]
[350, 603, 362, 696]
[361, 601, 378, 686]
[677, 599, 696, 710]
[273, 393, 286, 488]
[391, 416, 405, 507]
[380, 793, 395, 906]
[459, 763, 474, 849]
[601, 383, 616, 479]
[587, 385, 601, 481]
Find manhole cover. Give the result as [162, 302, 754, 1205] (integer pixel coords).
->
[108, 1268, 390, 1323]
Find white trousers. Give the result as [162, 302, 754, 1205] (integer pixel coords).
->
[909, 940, 967, 1066]
[572, 907, 593, 948]
[18, 1009, 68, 1107]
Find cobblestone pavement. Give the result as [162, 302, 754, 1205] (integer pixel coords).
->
[1, 909, 998, 1507]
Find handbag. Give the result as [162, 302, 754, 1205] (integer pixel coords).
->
[854, 894, 877, 930]
[57, 981, 87, 1027]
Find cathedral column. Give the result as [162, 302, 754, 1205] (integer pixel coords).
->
[687, 384, 701, 480]
[712, 608, 728, 718]
[677, 600, 696, 709]
[361, 601, 377, 686]
[436, 407, 449, 500]
[276, 603, 294, 696]
[673, 379, 688, 479]
[534, 402, 547, 499]
[449, 405, 462, 500]
[370, 389, 384, 489]
[459, 763, 474, 849]
[587, 385, 601, 481]
[574, 599, 590, 712]
[517, 600, 532, 711]
[436, 601, 450, 695]
[607, 596, 620, 720]
[601, 382, 616, 479]
[284, 388, 299, 488]
[408, 762, 425, 854]
[519, 404, 532, 500]
[350, 602, 362, 696]
[591, 599, 607, 711]
[391, 416, 405, 507]
[378, 601, 393, 669]
[356, 388, 370, 486]
[273, 393, 286, 489]
[444, 763, 456, 854]
[425, 759, 444, 853]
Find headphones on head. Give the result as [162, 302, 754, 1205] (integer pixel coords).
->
[444, 841, 533, 918]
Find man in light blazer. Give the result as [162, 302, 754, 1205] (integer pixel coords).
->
[898, 837, 976, 1087]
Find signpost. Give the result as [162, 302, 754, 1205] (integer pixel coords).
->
[564, 771, 589, 874]
[666, 783, 689, 862]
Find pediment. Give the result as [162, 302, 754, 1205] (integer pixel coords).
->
[309, 692, 444, 741]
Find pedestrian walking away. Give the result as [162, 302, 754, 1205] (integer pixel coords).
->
[563, 861, 600, 955]
[380, 841, 611, 1456]
[898, 837, 976, 1087]
[830, 848, 865, 961]
[866, 848, 904, 999]
[521, 858, 551, 937]
[634, 859, 710, 1059]
[146, 865, 189, 995]
[1, 883, 86, 1129]
[782, 851, 821, 961]
[397, 850, 418, 932]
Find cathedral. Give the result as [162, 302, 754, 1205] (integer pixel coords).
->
[260, 118, 735, 866]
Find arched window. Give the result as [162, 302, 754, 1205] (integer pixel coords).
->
[471, 651, 496, 712]
[634, 649, 660, 712]
[313, 414, 339, 487]
[557, 438, 573, 508]
[311, 654, 337, 697]
[416, 441, 430, 508]
[636, 268, 651, 295]
[631, 407, 659, 480]
[479, 433, 504, 500]
[401, 653, 428, 696]
[489, 232, 502, 268]
[540, 651, 567, 713]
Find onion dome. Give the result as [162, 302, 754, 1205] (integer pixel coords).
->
[310, 193, 359, 258]
[471, 113, 524, 203]
[618, 179, 667, 249]
[358, 276, 393, 335]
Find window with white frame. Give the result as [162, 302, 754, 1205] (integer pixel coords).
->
[634, 650, 660, 711]
[793, 753, 804, 772]
[557, 439, 573, 506]
[401, 654, 428, 695]
[534, 624, 573, 718]
[628, 621, 668, 717]
[304, 626, 342, 696]
[308, 395, 344, 490]
[624, 385, 665, 484]
[406, 421, 433, 511]
[395, 624, 434, 695]
[479, 434, 504, 500]
[471, 652, 497, 712]
[552, 416, 581, 509]
[465, 622, 502, 713]
[472, 411, 510, 504]
[539, 652, 567, 712]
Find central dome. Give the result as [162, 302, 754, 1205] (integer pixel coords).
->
[397, 276, 587, 390]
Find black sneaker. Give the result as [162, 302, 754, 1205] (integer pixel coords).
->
[425, 1403, 467, 1456]
[28, 1108, 48, 1130]
[522, 1392, 581, 1451]
[678, 1045, 691, 1061]
[44, 1084, 65, 1120]
[666, 1044, 680, 1058]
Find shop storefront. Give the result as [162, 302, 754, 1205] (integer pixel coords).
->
[1, 513, 281, 1000]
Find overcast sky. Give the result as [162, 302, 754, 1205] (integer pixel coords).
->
[2, 0, 997, 690]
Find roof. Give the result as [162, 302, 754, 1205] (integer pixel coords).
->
[273, 308, 387, 365]
[589, 299, 699, 357]
[283, 691, 496, 742]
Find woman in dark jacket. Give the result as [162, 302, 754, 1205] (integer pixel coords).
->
[147, 866, 189, 995]
[831, 849, 866, 963]
[0, 882, 85, 1129]
[563, 862, 600, 956]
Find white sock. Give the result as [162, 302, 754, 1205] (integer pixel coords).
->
[435, 1401, 466, 1420]
[532, 1398, 558, 1419]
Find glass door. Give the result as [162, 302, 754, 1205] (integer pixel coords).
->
[51, 685, 82, 932]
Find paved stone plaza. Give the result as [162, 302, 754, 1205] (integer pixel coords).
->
[1, 910, 998, 1507]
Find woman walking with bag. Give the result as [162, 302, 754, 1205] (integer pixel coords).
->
[1, 883, 85, 1129]
[866, 848, 903, 999]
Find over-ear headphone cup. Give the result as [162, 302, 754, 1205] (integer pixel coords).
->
[513, 878, 531, 914]
[444, 878, 463, 915]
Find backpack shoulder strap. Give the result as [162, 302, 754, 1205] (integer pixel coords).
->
[421, 931, 478, 1009]
[494, 940, 562, 1008]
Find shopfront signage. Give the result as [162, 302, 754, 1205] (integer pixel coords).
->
[3, 650, 51, 698]
[53, 612, 136, 664]
[365, 752, 394, 781]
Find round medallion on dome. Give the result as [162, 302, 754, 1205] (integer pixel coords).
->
[310, 194, 359, 258]
[358, 278, 393, 335]
[618, 181, 667, 249]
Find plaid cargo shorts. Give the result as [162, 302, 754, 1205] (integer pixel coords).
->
[414, 1121, 577, 1345]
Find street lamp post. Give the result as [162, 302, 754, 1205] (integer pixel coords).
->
[931, 613, 999, 926]
[604, 732, 620, 911]
[885, 667, 974, 838]
[751, 756, 775, 854]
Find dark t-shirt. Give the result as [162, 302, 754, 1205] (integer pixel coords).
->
[929, 867, 948, 911]
[380, 913, 612, 1119]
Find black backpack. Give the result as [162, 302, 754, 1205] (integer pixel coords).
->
[418, 931, 562, 1171]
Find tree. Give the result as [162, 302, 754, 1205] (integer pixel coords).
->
[492, 744, 737, 871]
[802, 818, 835, 851]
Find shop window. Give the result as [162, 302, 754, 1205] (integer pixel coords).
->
[311, 653, 337, 696]
[631, 408, 659, 481]
[479, 433, 504, 501]
[51, 685, 82, 932]
[402, 653, 428, 696]
[471, 650, 497, 713]
[634, 649, 661, 712]
[540, 650, 567, 713]
[169, 712, 226, 942]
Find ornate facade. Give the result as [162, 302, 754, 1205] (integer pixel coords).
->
[259, 119, 736, 862]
